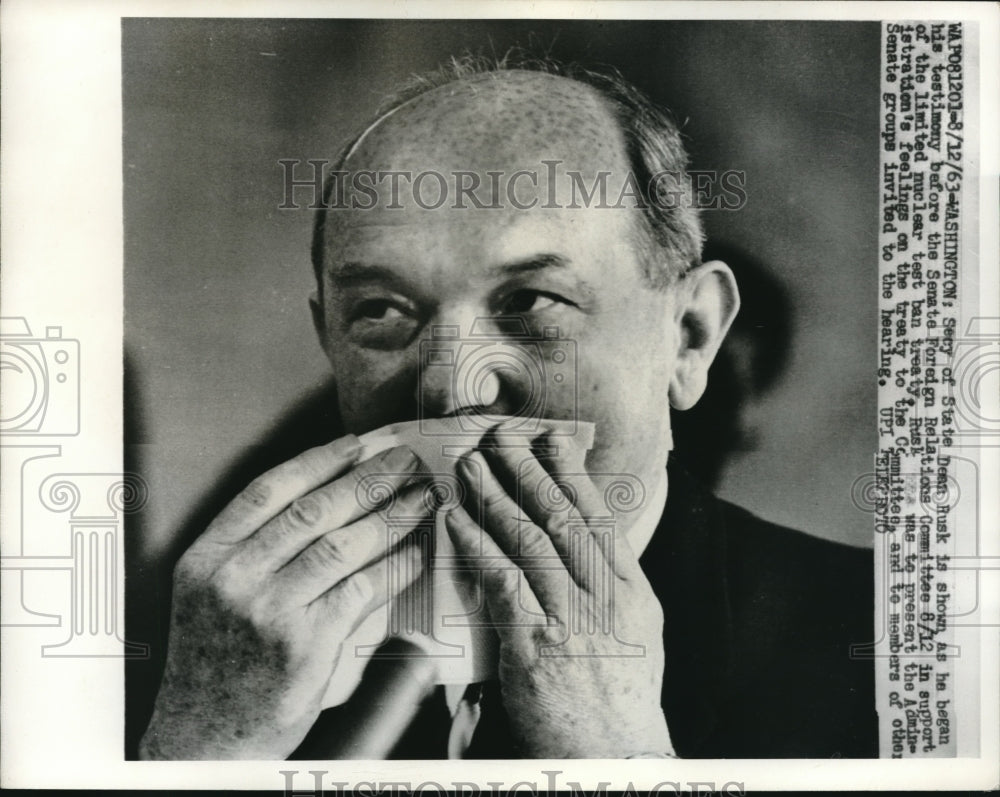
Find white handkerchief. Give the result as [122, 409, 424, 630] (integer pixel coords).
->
[321, 415, 596, 708]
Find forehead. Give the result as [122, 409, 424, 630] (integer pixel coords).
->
[321, 71, 648, 287]
[343, 70, 628, 176]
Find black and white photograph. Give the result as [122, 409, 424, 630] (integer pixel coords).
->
[1, 1, 998, 791]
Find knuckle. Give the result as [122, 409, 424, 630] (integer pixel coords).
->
[171, 543, 222, 588]
[480, 486, 510, 513]
[518, 528, 552, 558]
[338, 571, 375, 612]
[308, 532, 347, 571]
[211, 560, 250, 607]
[544, 512, 573, 541]
[246, 591, 280, 628]
[286, 493, 323, 529]
[172, 551, 200, 587]
[532, 618, 567, 648]
[488, 565, 520, 596]
[239, 476, 272, 508]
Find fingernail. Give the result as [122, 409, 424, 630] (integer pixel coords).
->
[456, 452, 480, 480]
[442, 508, 465, 546]
[380, 445, 422, 473]
[442, 509, 460, 542]
[398, 480, 436, 512]
[333, 434, 362, 457]
[444, 502, 469, 524]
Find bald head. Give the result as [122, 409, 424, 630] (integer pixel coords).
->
[343, 70, 628, 176]
[312, 58, 705, 290]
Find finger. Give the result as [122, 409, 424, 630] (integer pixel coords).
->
[481, 424, 604, 528]
[310, 535, 424, 638]
[456, 450, 569, 616]
[478, 442, 627, 639]
[235, 445, 426, 569]
[272, 481, 435, 605]
[535, 433, 644, 582]
[444, 501, 545, 628]
[203, 435, 363, 544]
[478, 439, 588, 567]
[481, 442, 618, 594]
[529, 433, 606, 520]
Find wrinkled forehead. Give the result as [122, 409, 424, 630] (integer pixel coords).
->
[342, 70, 629, 176]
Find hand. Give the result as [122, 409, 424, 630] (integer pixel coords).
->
[140, 437, 429, 760]
[445, 432, 671, 758]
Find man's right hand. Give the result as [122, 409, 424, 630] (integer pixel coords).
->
[139, 436, 428, 760]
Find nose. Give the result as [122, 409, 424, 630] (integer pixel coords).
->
[455, 357, 502, 408]
[417, 322, 504, 418]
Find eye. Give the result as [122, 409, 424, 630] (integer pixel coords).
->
[343, 297, 421, 350]
[500, 290, 563, 315]
[353, 299, 407, 322]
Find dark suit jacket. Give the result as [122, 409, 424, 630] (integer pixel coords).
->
[294, 456, 878, 759]
[643, 457, 877, 758]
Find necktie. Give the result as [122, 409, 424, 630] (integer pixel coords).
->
[447, 683, 483, 758]
[463, 679, 518, 758]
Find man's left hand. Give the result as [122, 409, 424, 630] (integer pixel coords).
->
[445, 433, 672, 758]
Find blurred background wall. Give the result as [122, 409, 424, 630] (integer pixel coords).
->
[123, 18, 879, 753]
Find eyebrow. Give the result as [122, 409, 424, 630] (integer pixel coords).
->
[489, 253, 571, 276]
[329, 262, 408, 287]
[330, 253, 572, 286]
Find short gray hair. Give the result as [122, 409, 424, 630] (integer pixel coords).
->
[311, 52, 705, 291]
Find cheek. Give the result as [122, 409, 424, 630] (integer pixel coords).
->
[576, 319, 675, 407]
[580, 360, 668, 435]
[575, 329, 677, 475]
[327, 346, 416, 434]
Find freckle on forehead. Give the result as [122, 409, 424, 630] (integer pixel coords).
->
[346, 71, 627, 173]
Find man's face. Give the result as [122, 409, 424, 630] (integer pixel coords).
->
[314, 72, 685, 502]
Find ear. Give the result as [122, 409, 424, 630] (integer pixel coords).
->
[309, 291, 333, 362]
[668, 260, 740, 410]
